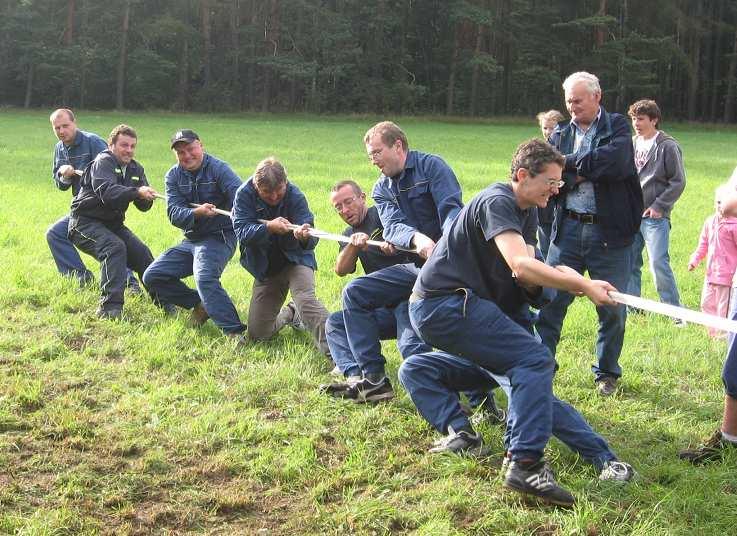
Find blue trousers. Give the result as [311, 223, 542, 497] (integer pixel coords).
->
[537, 218, 632, 381]
[143, 234, 245, 334]
[48, 214, 138, 287]
[399, 351, 617, 470]
[341, 263, 423, 375]
[409, 290, 555, 461]
[723, 295, 737, 398]
[326, 301, 430, 378]
[628, 217, 681, 306]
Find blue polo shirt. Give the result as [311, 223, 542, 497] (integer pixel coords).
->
[371, 150, 463, 251]
[52, 129, 107, 195]
[165, 153, 242, 240]
[231, 179, 318, 281]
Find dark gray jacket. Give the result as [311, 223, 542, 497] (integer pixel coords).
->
[635, 131, 685, 218]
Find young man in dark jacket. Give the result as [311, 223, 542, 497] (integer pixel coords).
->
[536, 72, 643, 397]
[68, 124, 158, 319]
[626, 100, 686, 313]
[143, 130, 246, 337]
[231, 157, 330, 355]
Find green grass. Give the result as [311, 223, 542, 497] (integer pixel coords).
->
[1, 109, 737, 534]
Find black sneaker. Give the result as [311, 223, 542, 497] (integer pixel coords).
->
[320, 375, 362, 395]
[503, 459, 575, 507]
[334, 376, 394, 403]
[679, 430, 737, 464]
[428, 426, 489, 456]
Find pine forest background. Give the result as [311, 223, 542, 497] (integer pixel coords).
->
[4, 0, 737, 122]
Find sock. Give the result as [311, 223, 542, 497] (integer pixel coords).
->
[720, 430, 737, 444]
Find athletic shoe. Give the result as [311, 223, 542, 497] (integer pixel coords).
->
[329, 365, 343, 378]
[189, 302, 209, 327]
[428, 426, 489, 456]
[319, 375, 362, 394]
[503, 459, 575, 507]
[276, 301, 307, 331]
[226, 331, 248, 349]
[333, 376, 394, 403]
[679, 430, 737, 464]
[596, 375, 618, 397]
[599, 460, 635, 482]
[470, 395, 507, 427]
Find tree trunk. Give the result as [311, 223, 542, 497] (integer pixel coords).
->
[724, 28, 737, 123]
[262, 0, 280, 112]
[446, 23, 460, 115]
[201, 0, 212, 88]
[469, 23, 483, 116]
[23, 62, 34, 108]
[247, 0, 258, 110]
[115, 0, 130, 110]
[177, 40, 189, 109]
[62, 0, 75, 105]
[230, 0, 241, 107]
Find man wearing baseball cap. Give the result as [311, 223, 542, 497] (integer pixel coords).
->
[143, 129, 246, 340]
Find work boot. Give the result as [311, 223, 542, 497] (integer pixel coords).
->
[679, 430, 737, 465]
[189, 302, 209, 327]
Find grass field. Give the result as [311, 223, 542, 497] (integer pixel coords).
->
[1, 109, 737, 535]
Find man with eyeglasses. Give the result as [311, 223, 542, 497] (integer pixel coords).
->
[325, 122, 504, 426]
[322, 179, 419, 390]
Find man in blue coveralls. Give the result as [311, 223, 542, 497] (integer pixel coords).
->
[143, 130, 246, 338]
[330, 121, 501, 417]
[407, 139, 633, 507]
[231, 157, 330, 355]
[399, 141, 634, 498]
[48, 108, 140, 290]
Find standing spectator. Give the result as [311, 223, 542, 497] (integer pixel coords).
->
[536, 109, 566, 259]
[626, 100, 686, 317]
[687, 185, 737, 338]
[536, 72, 643, 397]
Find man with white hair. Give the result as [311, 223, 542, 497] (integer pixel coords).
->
[536, 72, 643, 396]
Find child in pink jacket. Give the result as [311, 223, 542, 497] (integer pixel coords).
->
[688, 185, 737, 337]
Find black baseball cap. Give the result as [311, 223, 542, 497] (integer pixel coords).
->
[170, 129, 200, 149]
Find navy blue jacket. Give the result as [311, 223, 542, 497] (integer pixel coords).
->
[52, 129, 107, 195]
[549, 107, 643, 248]
[165, 153, 242, 240]
[371, 150, 463, 250]
[231, 179, 318, 281]
[70, 150, 152, 227]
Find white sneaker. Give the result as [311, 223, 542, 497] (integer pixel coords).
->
[599, 460, 635, 482]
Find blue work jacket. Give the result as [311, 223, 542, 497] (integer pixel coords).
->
[165, 154, 242, 240]
[549, 107, 643, 248]
[231, 179, 318, 281]
[371, 150, 463, 250]
[52, 129, 108, 195]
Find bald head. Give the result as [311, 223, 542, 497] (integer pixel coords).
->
[50, 108, 78, 145]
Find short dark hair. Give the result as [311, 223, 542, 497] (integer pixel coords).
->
[254, 157, 287, 190]
[363, 121, 409, 151]
[331, 179, 363, 196]
[628, 99, 661, 127]
[108, 124, 137, 145]
[50, 108, 75, 122]
[510, 139, 565, 181]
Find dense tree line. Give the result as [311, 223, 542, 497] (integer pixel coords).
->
[3, 0, 737, 121]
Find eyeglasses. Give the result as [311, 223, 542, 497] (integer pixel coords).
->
[333, 196, 357, 212]
[549, 179, 565, 188]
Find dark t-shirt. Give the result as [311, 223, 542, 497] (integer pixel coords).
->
[338, 205, 410, 274]
[414, 182, 538, 316]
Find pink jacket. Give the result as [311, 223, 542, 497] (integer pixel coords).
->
[690, 214, 737, 285]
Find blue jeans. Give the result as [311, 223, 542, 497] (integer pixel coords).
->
[537, 219, 631, 381]
[628, 217, 681, 306]
[326, 302, 430, 378]
[49, 214, 139, 287]
[143, 234, 245, 334]
[399, 351, 616, 470]
[409, 291, 555, 461]
[341, 264, 421, 375]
